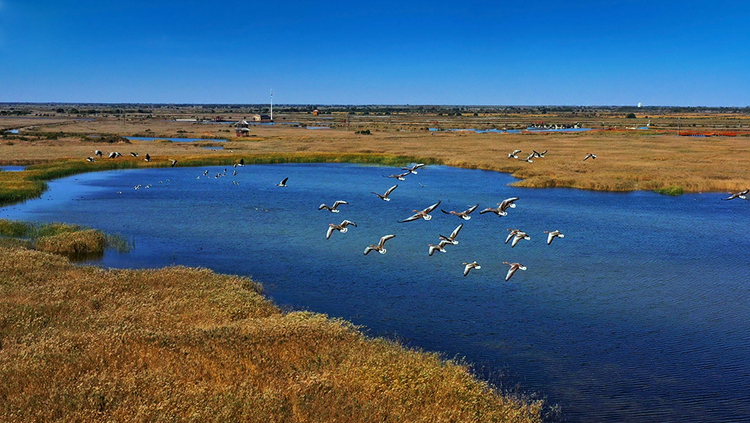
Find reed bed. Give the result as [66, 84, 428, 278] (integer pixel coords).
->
[0, 246, 545, 422]
[0, 219, 129, 258]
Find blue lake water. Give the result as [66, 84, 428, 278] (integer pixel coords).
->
[429, 128, 593, 134]
[1, 163, 748, 422]
[125, 136, 227, 142]
[0, 165, 26, 172]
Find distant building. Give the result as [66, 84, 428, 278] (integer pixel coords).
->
[252, 114, 272, 122]
[235, 119, 251, 137]
[312, 109, 320, 116]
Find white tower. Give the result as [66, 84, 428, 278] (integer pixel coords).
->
[270, 89, 273, 121]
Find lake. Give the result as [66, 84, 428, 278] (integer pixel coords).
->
[125, 136, 227, 142]
[1, 163, 748, 423]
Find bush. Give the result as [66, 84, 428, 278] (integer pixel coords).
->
[626, 113, 637, 119]
[655, 186, 684, 196]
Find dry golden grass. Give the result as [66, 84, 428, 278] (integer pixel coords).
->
[0, 246, 544, 422]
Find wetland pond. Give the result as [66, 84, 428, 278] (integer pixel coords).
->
[1, 163, 748, 423]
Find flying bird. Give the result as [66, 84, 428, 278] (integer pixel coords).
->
[401, 163, 425, 174]
[503, 262, 527, 282]
[364, 234, 396, 255]
[326, 220, 357, 239]
[85, 157, 95, 162]
[144, 154, 151, 162]
[506, 229, 530, 247]
[462, 261, 481, 276]
[130, 152, 139, 157]
[319, 200, 349, 213]
[385, 172, 411, 181]
[533, 149, 547, 158]
[170, 159, 178, 167]
[508, 149, 522, 159]
[480, 197, 519, 217]
[441, 204, 479, 220]
[723, 189, 749, 200]
[94, 150, 103, 157]
[584, 153, 597, 161]
[372, 185, 398, 201]
[439, 223, 464, 245]
[428, 240, 451, 256]
[544, 230, 565, 245]
[276, 177, 288, 187]
[399, 200, 441, 223]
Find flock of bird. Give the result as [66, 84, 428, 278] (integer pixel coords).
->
[85, 150, 173, 166]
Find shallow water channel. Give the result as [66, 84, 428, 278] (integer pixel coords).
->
[1, 163, 749, 422]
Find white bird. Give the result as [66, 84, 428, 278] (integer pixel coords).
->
[108, 152, 117, 159]
[85, 157, 95, 162]
[144, 154, 151, 162]
[130, 152, 139, 157]
[479, 197, 519, 217]
[401, 163, 425, 174]
[520, 152, 535, 163]
[508, 149, 522, 159]
[385, 171, 411, 181]
[326, 220, 357, 239]
[503, 262, 527, 282]
[505, 229, 530, 247]
[723, 189, 749, 200]
[364, 234, 396, 255]
[439, 223, 463, 245]
[399, 200, 441, 223]
[441, 204, 478, 220]
[170, 159, 178, 167]
[372, 185, 398, 201]
[533, 149, 547, 158]
[428, 240, 451, 256]
[94, 150, 103, 157]
[462, 261, 481, 276]
[319, 200, 349, 213]
[544, 230, 565, 245]
[584, 153, 597, 161]
[276, 177, 288, 187]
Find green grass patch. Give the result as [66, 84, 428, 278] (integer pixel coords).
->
[655, 185, 685, 196]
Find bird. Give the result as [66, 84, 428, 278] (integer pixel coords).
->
[428, 240, 451, 256]
[544, 230, 565, 245]
[108, 152, 117, 159]
[508, 149, 522, 159]
[238, 158, 245, 166]
[506, 229, 530, 247]
[441, 204, 479, 220]
[326, 220, 357, 239]
[170, 159, 178, 167]
[723, 189, 749, 200]
[364, 234, 396, 255]
[85, 157, 95, 162]
[462, 261, 481, 276]
[144, 154, 151, 162]
[533, 149, 547, 158]
[385, 172, 411, 181]
[276, 177, 288, 187]
[94, 150, 103, 157]
[584, 153, 597, 161]
[130, 152, 139, 157]
[401, 163, 425, 174]
[372, 185, 398, 201]
[399, 200, 441, 223]
[480, 197, 519, 217]
[319, 200, 349, 213]
[520, 152, 535, 163]
[503, 262, 527, 281]
[439, 223, 463, 245]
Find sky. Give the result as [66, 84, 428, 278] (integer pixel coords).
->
[1, 1, 749, 106]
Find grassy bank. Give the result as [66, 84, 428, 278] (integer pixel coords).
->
[0, 219, 129, 258]
[0, 245, 545, 422]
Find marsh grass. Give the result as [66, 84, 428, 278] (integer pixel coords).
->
[0, 219, 131, 258]
[655, 186, 685, 196]
[0, 246, 545, 422]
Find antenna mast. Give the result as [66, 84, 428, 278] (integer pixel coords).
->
[270, 89, 273, 121]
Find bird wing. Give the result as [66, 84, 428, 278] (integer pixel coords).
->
[463, 264, 471, 276]
[450, 224, 463, 239]
[281, 177, 288, 184]
[378, 234, 396, 248]
[441, 209, 452, 215]
[465, 204, 479, 214]
[546, 232, 554, 245]
[333, 200, 348, 208]
[318, 204, 329, 210]
[505, 231, 516, 244]
[384, 185, 398, 196]
[424, 201, 441, 213]
[342, 220, 356, 227]
[500, 197, 519, 210]
[326, 226, 335, 239]
[505, 265, 517, 281]
[399, 214, 422, 223]
[479, 207, 495, 214]
[511, 234, 522, 247]
[363, 246, 374, 255]
[428, 245, 437, 256]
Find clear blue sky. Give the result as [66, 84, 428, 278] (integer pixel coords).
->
[1, 1, 748, 106]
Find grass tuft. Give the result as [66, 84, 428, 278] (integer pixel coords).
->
[655, 185, 685, 196]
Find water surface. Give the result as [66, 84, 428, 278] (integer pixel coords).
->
[1, 163, 748, 423]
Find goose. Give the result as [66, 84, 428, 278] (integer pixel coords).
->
[364, 234, 396, 255]
[439, 223, 463, 245]
[520, 152, 535, 163]
[462, 261, 481, 276]
[441, 204, 479, 220]
[508, 149, 522, 159]
[85, 157, 95, 162]
[238, 158, 245, 166]
[533, 149, 547, 158]
[372, 185, 398, 201]
[170, 159, 178, 167]
[276, 177, 288, 187]
[144, 154, 151, 162]
[544, 230, 565, 245]
[399, 200, 441, 223]
[723, 189, 749, 200]
[503, 262, 527, 282]
[506, 229, 530, 247]
[326, 220, 357, 239]
[130, 152, 139, 157]
[203, 170, 210, 176]
[108, 152, 117, 159]
[584, 153, 597, 161]
[94, 150, 103, 157]
[480, 197, 519, 217]
[385, 171, 411, 181]
[401, 163, 425, 174]
[319, 200, 349, 213]
[428, 240, 451, 256]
